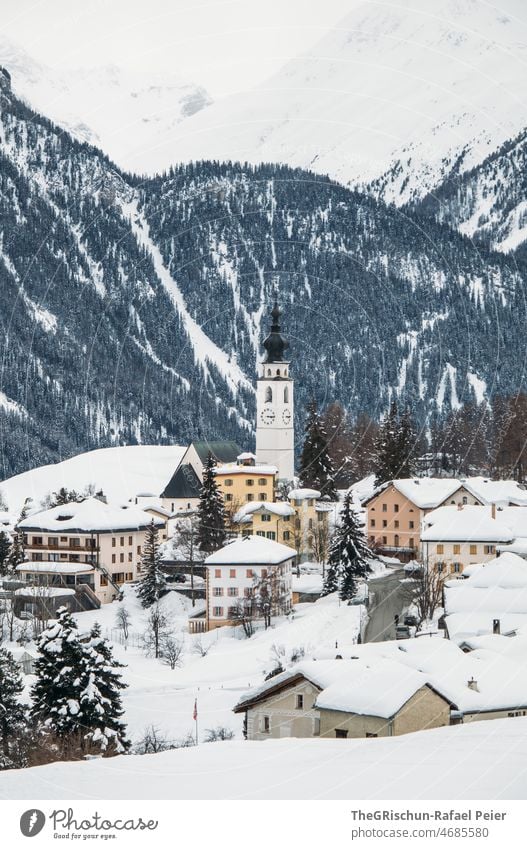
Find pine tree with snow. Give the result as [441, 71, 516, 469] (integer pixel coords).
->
[79, 623, 130, 756]
[0, 647, 26, 768]
[7, 502, 28, 574]
[373, 401, 417, 486]
[137, 520, 167, 608]
[323, 491, 372, 601]
[299, 400, 338, 500]
[197, 452, 227, 554]
[30, 607, 87, 755]
[0, 531, 11, 576]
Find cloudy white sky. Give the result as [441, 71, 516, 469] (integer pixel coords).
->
[1, 0, 357, 96]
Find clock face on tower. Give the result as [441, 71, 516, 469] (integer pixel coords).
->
[260, 406, 276, 425]
[282, 408, 292, 425]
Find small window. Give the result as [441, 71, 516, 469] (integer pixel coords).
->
[120, 537, 124, 546]
[263, 716, 270, 733]
[382, 536, 387, 545]
[484, 545, 495, 555]
[120, 553, 124, 563]
[246, 569, 253, 578]
[246, 494, 254, 502]
[394, 534, 399, 547]
[370, 519, 376, 528]
[128, 536, 133, 546]
[261, 514, 271, 522]
[259, 492, 267, 500]
[394, 504, 399, 513]
[213, 587, 223, 596]
[261, 569, 268, 578]
[409, 521, 414, 529]
[125, 572, 133, 581]
[266, 531, 276, 540]
[246, 479, 254, 486]
[128, 552, 132, 562]
[224, 479, 233, 487]
[436, 544, 444, 555]
[100, 575, 108, 587]
[230, 569, 236, 578]
[335, 729, 348, 739]
[365, 732, 378, 738]
[137, 545, 141, 555]
[225, 493, 233, 502]
[215, 569, 221, 578]
[284, 387, 289, 403]
[462, 496, 468, 505]
[470, 544, 477, 555]
[314, 718, 320, 736]
[213, 606, 223, 617]
[228, 587, 237, 597]
[382, 520, 387, 528]
[112, 554, 116, 564]
[436, 562, 445, 573]
[453, 563, 462, 573]
[296, 694, 304, 710]
[258, 478, 267, 486]
[409, 538, 414, 549]
[382, 504, 387, 512]
[32, 536, 43, 545]
[453, 544, 461, 555]
[283, 531, 290, 540]
[265, 387, 272, 402]
[394, 520, 399, 529]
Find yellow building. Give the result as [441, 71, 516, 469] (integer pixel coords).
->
[234, 501, 295, 545]
[214, 453, 277, 516]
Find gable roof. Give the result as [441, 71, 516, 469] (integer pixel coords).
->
[364, 478, 464, 509]
[160, 463, 202, 499]
[421, 506, 514, 543]
[191, 441, 242, 465]
[18, 497, 164, 533]
[205, 536, 296, 565]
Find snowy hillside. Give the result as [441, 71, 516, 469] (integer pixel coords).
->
[1, 718, 525, 799]
[0, 35, 212, 174]
[0, 445, 185, 513]
[133, 0, 527, 201]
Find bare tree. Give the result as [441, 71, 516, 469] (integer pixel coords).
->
[174, 514, 202, 607]
[191, 635, 211, 657]
[204, 726, 235, 742]
[254, 566, 291, 628]
[161, 636, 184, 669]
[230, 598, 256, 638]
[402, 565, 444, 626]
[134, 725, 177, 754]
[115, 606, 131, 644]
[142, 605, 172, 659]
[309, 521, 330, 576]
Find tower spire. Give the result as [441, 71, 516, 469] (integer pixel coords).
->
[263, 296, 289, 363]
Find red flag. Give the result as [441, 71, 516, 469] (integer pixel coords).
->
[193, 699, 198, 721]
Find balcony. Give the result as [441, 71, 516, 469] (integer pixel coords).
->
[27, 542, 100, 553]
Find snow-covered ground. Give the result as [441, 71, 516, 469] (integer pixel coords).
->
[0, 445, 185, 513]
[1, 718, 525, 800]
[30, 586, 363, 747]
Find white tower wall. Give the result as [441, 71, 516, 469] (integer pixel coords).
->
[255, 361, 295, 482]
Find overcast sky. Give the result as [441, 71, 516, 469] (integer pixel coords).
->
[1, 0, 357, 96]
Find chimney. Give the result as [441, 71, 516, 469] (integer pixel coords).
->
[491, 503, 496, 520]
[467, 677, 479, 692]
[493, 618, 501, 635]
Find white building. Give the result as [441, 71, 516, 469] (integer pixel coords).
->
[421, 505, 515, 574]
[255, 300, 294, 483]
[202, 536, 295, 630]
[17, 497, 165, 608]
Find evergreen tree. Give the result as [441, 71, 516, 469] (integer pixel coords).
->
[50, 487, 81, 507]
[0, 532, 11, 576]
[30, 607, 87, 755]
[137, 520, 167, 608]
[322, 401, 355, 487]
[0, 647, 26, 768]
[299, 400, 338, 500]
[79, 623, 130, 755]
[321, 492, 372, 601]
[373, 401, 417, 486]
[7, 502, 29, 574]
[197, 452, 227, 554]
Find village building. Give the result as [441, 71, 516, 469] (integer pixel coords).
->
[16, 497, 165, 611]
[234, 659, 453, 740]
[157, 441, 242, 513]
[421, 505, 514, 574]
[214, 454, 278, 519]
[443, 552, 527, 642]
[232, 500, 296, 544]
[190, 536, 295, 633]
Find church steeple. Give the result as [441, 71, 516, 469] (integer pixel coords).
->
[263, 299, 290, 363]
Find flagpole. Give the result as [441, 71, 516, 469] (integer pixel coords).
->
[194, 698, 198, 745]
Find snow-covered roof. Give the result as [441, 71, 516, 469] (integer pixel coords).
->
[16, 561, 95, 574]
[288, 488, 320, 500]
[461, 477, 527, 507]
[214, 463, 277, 476]
[205, 536, 296, 565]
[421, 506, 514, 543]
[237, 452, 257, 461]
[350, 474, 377, 503]
[14, 586, 76, 597]
[0, 444, 187, 513]
[19, 497, 165, 533]
[233, 501, 295, 523]
[365, 478, 463, 509]
[292, 574, 323, 594]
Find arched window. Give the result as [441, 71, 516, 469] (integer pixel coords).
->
[277, 369, 281, 376]
[284, 386, 289, 403]
[265, 386, 272, 402]
[267, 369, 271, 377]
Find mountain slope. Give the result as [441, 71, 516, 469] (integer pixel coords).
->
[136, 0, 527, 198]
[2, 73, 527, 480]
[0, 35, 212, 174]
[408, 127, 527, 255]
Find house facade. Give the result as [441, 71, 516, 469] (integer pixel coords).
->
[364, 479, 482, 560]
[197, 536, 295, 632]
[17, 497, 165, 608]
[421, 505, 514, 574]
[214, 454, 277, 518]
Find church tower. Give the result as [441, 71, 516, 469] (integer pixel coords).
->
[255, 299, 295, 482]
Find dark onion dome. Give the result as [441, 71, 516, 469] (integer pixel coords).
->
[263, 300, 289, 363]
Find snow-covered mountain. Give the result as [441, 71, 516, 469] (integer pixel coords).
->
[140, 0, 527, 202]
[0, 36, 212, 174]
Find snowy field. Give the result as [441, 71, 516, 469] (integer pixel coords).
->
[12, 586, 364, 748]
[1, 718, 526, 800]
